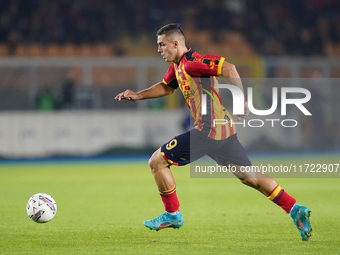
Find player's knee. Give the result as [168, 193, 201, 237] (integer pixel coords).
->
[148, 150, 164, 175]
[148, 155, 157, 174]
[149, 147, 171, 175]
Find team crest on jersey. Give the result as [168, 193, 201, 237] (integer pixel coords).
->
[193, 58, 202, 63]
[181, 84, 190, 99]
[183, 90, 190, 100]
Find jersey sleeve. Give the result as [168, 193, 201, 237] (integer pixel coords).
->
[162, 63, 179, 89]
[185, 55, 225, 77]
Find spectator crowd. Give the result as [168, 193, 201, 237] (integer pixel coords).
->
[0, 0, 339, 56]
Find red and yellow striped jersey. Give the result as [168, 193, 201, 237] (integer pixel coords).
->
[163, 48, 236, 140]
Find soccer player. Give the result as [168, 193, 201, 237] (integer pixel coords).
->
[115, 24, 312, 241]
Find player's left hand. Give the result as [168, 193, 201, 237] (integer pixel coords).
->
[236, 102, 250, 121]
[115, 89, 140, 101]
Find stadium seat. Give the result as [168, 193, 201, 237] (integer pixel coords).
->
[47, 44, 60, 57]
[0, 44, 9, 56]
[80, 45, 93, 56]
[64, 44, 77, 56]
[96, 44, 113, 56]
[29, 44, 44, 56]
[16, 45, 29, 56]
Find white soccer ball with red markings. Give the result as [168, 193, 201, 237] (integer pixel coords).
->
[26, 193, 57, 223]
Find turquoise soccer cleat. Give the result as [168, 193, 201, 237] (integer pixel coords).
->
[143, 212, 184, 231]
[290, 205, 313, 241]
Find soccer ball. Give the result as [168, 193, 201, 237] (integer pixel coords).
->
[26, 193, 57, 223]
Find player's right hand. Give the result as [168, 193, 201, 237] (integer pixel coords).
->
[236, 102, 250, 121]
[115, 89, 140, 101]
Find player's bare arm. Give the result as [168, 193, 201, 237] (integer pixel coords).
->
[221, 61, 250, 121]
[115, 81, 175, 101]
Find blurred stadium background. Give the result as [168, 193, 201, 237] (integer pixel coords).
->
[0, 0, 340, 159]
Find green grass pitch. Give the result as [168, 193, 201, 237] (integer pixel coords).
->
[0, 155, 339, 254]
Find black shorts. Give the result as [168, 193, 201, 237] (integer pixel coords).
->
[161, 129, 252, 167]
